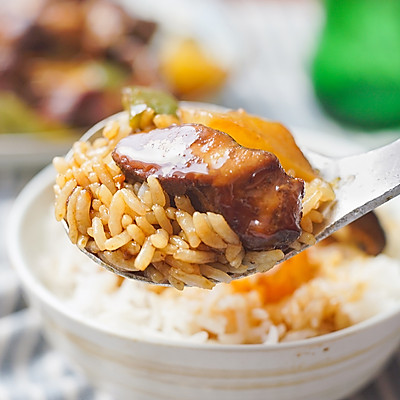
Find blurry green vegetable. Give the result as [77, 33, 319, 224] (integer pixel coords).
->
[0, 92, 66, 134]
[84, 61, 129, 90]
[122, 86, 178, 117]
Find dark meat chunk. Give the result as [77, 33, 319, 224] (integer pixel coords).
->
[330, 211, 386, 256]
[113, 123, 305, 251]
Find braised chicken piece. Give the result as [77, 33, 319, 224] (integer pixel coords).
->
[113, 123, 305, 251]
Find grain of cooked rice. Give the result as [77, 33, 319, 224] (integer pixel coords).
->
[200, 264, 232, 283]
[174, 248, 217, 264]
[90, 217, 107, 251]
[175, 210, 201, 248]
[145, 211, 158, 225]
[126, 224, 146, 246]
[108, 190, 125, 236]
[164, 255, 198, 273]
[225, 244, 243, 263]
[134, 237, 156, 271]
[135, 215, 156, 236]
[291, 241, 305, 252]
[174, 195, 195, 214]
[103, 120, 120, 140]
[309, 209, 324, 223]
[300, 215, 313, 233]
[153, 113, 180, 129]
[144, 264, 165, 283]
[169, 235, 190, 250]
[169, 267, 215, 290]
[98, 205, 109, 224]
[122, 241, 141, 256]
[150, 229, 169, 249]
[302, 179, 335, 216]
[53, 112, 335, 289]
[55, 178, 77, 221]
[72, 166, 90, 187]
[91, 199, 101, 212]
[100, 250, 135, 271]
[147, 175, 166, 207]
[141, 109, 157, 130]
[192, 212, 227, 249]
[66, 187, 80, 243]
[137, 182, 153, 208]
[206, 212, 240, 245]
[92, 160, 116, 194]
[243, 249, 285, 273]
[298, 231, 317, 246]
[104, 230, 131, 251]
[229, 247, 246, 269]
[53, 156, 69, 174]
[120, 188, 148, 216]
[121, 214, 133, 229]
[98, 184, 113, 207]
[152, 205, 173, 234]
[76, 234, 89, 249]
[75, 189, 91, 235]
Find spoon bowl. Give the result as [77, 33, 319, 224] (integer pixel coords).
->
[61, 108, 400, 286]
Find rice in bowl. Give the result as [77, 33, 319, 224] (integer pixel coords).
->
[37, 203, 400, 345]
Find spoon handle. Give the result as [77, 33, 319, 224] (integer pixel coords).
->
[317, 138, 400, 241]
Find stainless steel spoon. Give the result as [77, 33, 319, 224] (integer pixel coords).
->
[63, 110, 400, 285]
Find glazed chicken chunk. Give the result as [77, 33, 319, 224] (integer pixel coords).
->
[112, 123, 304, 251]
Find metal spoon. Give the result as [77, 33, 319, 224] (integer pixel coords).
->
[63, 110, 400, 285]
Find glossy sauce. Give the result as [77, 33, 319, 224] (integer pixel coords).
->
[115, 124, 209, 178]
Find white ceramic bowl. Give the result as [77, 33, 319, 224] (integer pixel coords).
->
[8, 164, 400, 400]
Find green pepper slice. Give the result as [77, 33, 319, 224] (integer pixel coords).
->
[122, 86, 178, 117]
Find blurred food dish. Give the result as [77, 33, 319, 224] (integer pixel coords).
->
[159, 37, 228, 99]
[0, 0, 158, 134]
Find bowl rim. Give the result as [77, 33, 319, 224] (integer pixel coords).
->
[7, 149, 400, 352]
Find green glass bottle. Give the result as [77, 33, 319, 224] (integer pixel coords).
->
[312, 0, 400, 130]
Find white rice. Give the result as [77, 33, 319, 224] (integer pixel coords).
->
[36, 207, 400, 345]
